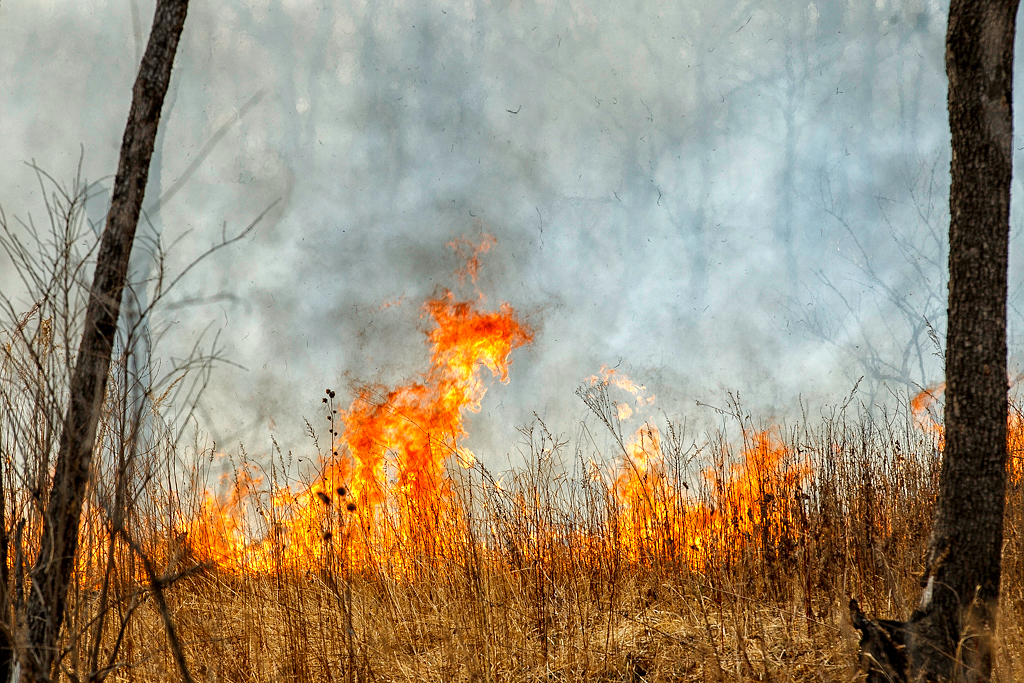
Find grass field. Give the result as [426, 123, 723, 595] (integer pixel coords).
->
[39, 388, 1024, 683]
[3, 228, 1022, 681]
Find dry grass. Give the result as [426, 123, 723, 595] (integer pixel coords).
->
[3, 179, 1023, 682]
[4, 293, 1023, 681]
[33, 400, 1021, 683]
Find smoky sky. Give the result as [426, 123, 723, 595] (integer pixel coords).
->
[4, 0, 1024, 465]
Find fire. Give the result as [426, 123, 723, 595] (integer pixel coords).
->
[172, 249, 826, 577]
[693, 431, 812, 563]
[610, 423, 677, 563]
[325, 290, 533, 568]
[181, 236, 532, 574]
[587, 365, 656, 407]
[590, 371, 811, 568]
[177, 466, 274, 572]
[911, 383, 945, 445]
[448, 233, 496, 288]
[910, 382, 1023, 482]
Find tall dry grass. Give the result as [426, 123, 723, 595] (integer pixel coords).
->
[3, 178, 1024, 682]
[7, 387, 1019, 682]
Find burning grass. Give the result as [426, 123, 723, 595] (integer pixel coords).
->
[48, 400, 1024, 682]
[4, 235, 1024, 681]
[21, 372, 1024, 682]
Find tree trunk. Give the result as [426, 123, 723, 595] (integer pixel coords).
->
[910, 1, 1019, 680]
[852, 2, 1018, 681]
[19, 2, 189, 681]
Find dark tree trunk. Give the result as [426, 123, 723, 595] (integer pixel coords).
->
[853, 2, 1018, 681]
[19, 2, 189, 681]
[911, 1, 1018, 678]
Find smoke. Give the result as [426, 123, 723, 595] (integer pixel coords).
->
[3, 0, 1022, 465]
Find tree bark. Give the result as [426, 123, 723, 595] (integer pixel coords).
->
[20, 2, 189, 681]
[853, 2, 1019, 681]
[909, 1, 1019, 680]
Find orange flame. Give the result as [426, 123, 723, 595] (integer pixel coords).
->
[910, 382, 1023, 482]
[588, 365, 656, 407]
[592, 371, 811, 568]
[326, 291, 533, 567]
[911, 383, 945, 446]
[182, 237, 532, 575]
[448, 233, 496, 287]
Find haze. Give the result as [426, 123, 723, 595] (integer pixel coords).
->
[3, 0, 1021, 465]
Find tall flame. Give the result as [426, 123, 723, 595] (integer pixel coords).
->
[326, 290, 533, 565]
[181, 236, 532, 574]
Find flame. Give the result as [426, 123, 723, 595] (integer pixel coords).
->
[172, 247, 829, 577]
[448, 233, 496, 287]
[591, 371, 811, 568]
[377, 296, 407, 311]
[588, 365, 656, 406]
[911, 383, 945, 445]
[694, 431, 812, 563]
[337, 292, 532, 502]
[177, 466, 270, 572]
[910, 382, 1023, 482]
[603, 422, 811, 568]
[181, 237, 532, 574]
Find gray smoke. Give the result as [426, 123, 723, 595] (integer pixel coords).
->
[2, 0, 1022, 467]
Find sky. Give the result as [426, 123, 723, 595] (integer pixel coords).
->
[3, 0, 1024, 468]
